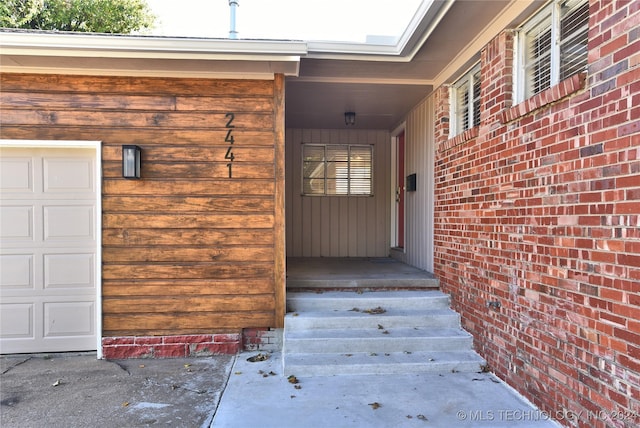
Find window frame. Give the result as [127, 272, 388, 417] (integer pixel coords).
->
[301, 143, 374, 197]
[450, 63, 481, 137]
[514, 0, 589, 103]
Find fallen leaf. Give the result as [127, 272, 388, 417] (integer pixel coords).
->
[247, 353, 270, 362]
[269, 371, 277, 376]
[369, 402, 381, 410]
[287, 375, 299, 384]
[363, 306, 386, 314]
[122, 402, 129, 407]
[139, 364, 145, 368]
[349, 307, 360, 312]
[294, 384, 302, 389]
[51, 379, 61, 387]
[370, 353, 378, 356]
[293, 313, 299, 317]
[183, 364, 191, 368]
[234, 371, 242, 375]
[377, 324, 384, 330]
[417, 414, 428, 421]
[382, 330, 390, 334]
[406, 415, 413, 419]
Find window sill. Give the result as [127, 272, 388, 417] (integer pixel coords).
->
[440, 127, 479, 152]
[500, 72, 587, 124]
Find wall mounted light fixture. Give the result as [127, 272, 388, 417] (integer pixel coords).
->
[344, 111, 356, 126]
[122, 145, 141, 179]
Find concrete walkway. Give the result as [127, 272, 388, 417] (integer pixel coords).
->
[212, 351, 561, 428]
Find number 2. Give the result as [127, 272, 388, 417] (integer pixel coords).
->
[225, 112, 235, 128]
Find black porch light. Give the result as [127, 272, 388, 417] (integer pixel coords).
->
[122, 145, 141, 179]
[344, 111, 356, 126]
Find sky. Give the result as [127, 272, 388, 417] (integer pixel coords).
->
[146, 0, 422, 43]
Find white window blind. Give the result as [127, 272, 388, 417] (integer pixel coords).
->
[451, 64, 481, 136]
[519, 0, 588, 100]
[302, 144, 373, 196]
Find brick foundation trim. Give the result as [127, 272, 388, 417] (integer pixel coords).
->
[102, 333, 241, 359]
[101, 329, 282, 359]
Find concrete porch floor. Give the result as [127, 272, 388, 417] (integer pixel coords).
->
[286, 257, 438, 289]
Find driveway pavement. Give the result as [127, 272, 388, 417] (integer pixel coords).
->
[1, 352, 233, 427]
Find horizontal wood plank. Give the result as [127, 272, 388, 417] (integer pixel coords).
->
[103, 213, 273, 229]
[103, 312, 275, 335]
[1, 92, 176, 111]
[103, 294, 274, 313]
[175, 96, 273, 112]
[0, 126, 276, 146]
[102, 247, 274, 263]
[102, 228, 274, 246]
[102, 279, 275, 296]
[102, 162, 275, 179]
[102, 263, 274, 280]
[102, 196, 274, 213]
[103, 180, 275, 196]
[102, 146, 274, 162]
[1, 74, 274, 96]
[1, 110, 273, 129]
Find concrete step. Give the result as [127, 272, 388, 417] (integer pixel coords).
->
[287, 290, 450, 312]
[283, 351, 487, 376]
[286, 276, 439, 289]
[283, 289, 485, 376]
[284, 327, 473, 353]
[284, 308, 460, 331]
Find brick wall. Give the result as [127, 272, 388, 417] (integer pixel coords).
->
[433, 1, 639, 426]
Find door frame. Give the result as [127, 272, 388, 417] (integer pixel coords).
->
[0, 139, 103, 358]
[390, 123, 406, 251]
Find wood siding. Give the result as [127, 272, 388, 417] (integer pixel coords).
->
[404, 96, 435, 271]
[285, 129, 391, 257]
[0, 73, 284, 336]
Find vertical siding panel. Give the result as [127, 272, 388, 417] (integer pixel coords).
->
[404, 95, 435, 271]
[286, 128, 390, 257]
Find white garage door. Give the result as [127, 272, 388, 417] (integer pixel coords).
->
[0, 147, 97, 354]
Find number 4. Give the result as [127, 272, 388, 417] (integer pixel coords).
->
[225, 147, 235, 161]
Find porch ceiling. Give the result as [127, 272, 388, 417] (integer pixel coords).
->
[285, 0, 540, 131]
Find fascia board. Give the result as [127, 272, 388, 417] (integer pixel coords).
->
[0, 31, 307, 61]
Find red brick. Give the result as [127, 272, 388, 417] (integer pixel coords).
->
[163, 334, 213, 344]
[213, 334, 240, 343]
[134, 336, 163, 345]
[102, 337, 135, 346]
[102, 345, 153, 359]
[154, 344, 187, 358]
[189, 342, 239, 356]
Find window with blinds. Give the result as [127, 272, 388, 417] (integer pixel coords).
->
[302, 144, 373, 196]
[519, 0, 588, 100]
[451, 64, 481, 137]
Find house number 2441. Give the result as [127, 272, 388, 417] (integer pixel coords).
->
[225, 112, 235, 178]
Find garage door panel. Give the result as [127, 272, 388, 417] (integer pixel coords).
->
[44, 253, 94, 289]
[0, 205, 34, 240]
[0, 157, 33, 192]
[44, 301, 95, 337]
[44, 157, 94, 193]
[0, 146, 97, 354]
[0, 304, 34, 338]
[0, 254, 34, 290]
[44, 205, 95, 241]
